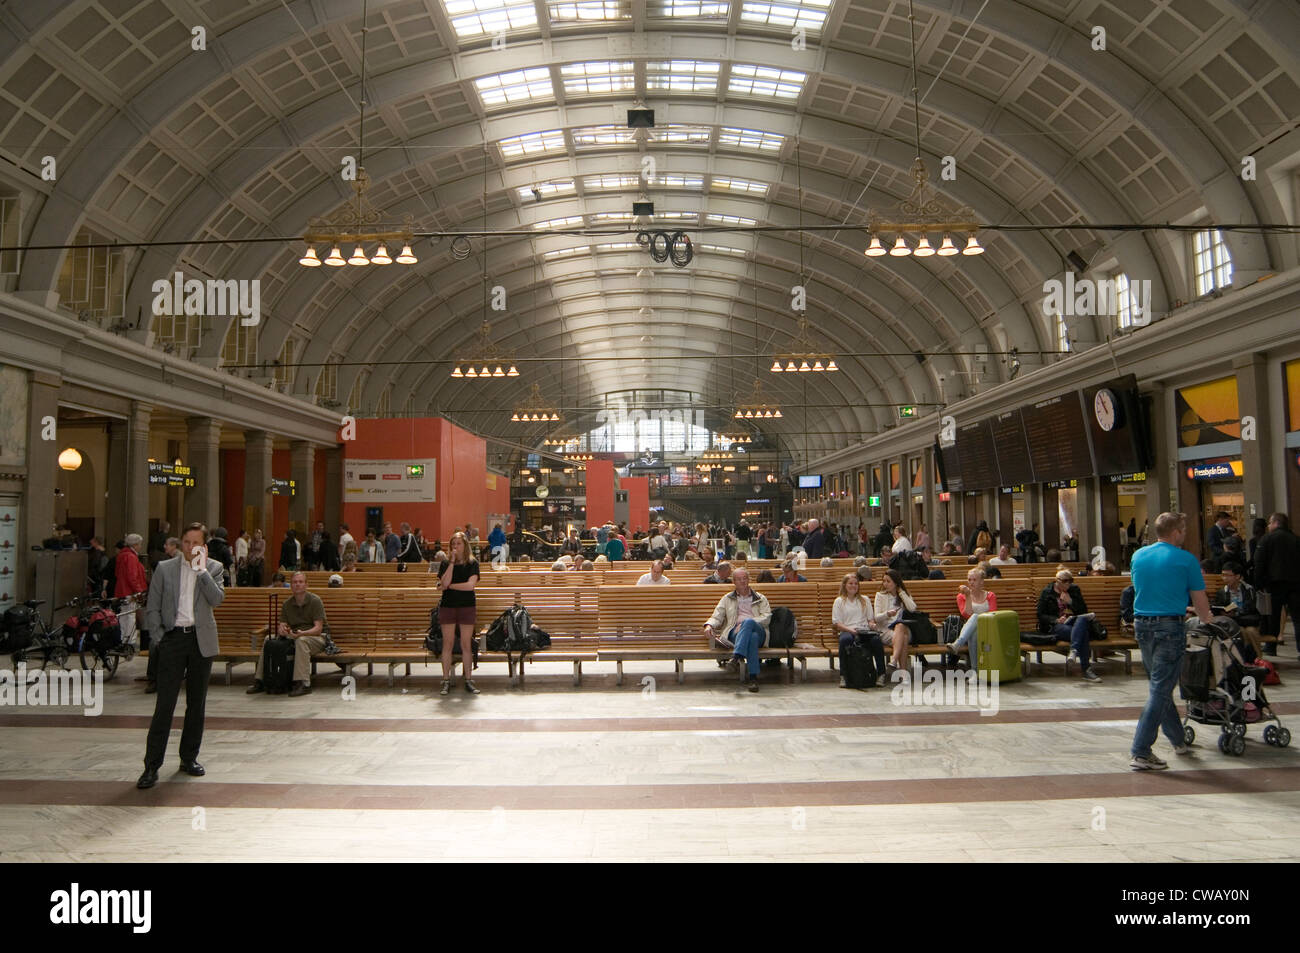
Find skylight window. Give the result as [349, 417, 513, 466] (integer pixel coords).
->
[517, 180, 576, 201]
[739, 0, 832, 30]
[499, 129, 567, 158]
[572, 125, 638, 147]
[646, 60, 721, 94]
[595, 241, 641, 252]
[543, 245, 590, 260]
[728, 64, 806, 99]
[648, 124, 712, 144]
[443, 0, 538, 38]
[647, 0, 730, 18]
[651, 211, 700, 222]
[584, 173, 640, 190]
[711, 176, 769, 195]
[706, 213, 758, 226]
[548, 0, 631, 22]
[560, 61, 636, 96]
[533, 215, 585, 230]
[650, 174, 705, 189]
[718, 127, 785, 152]
[474, 67, 555, 108]
[588, 212, 635, 224]
[698, 243, 748, 256]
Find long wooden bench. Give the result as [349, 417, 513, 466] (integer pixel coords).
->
[595, 584, 830, 685]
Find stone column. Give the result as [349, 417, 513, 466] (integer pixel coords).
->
[104, 418, 129, 547]
[921, 447, 937, 548]
[183, 416, 223, 528]
[1234, 353, 1272, 518]
[1145, 384, 1175, 521]
[243, 430, 274, 546]
[288, 440, 315, 533]
[124, 402, 152, 539]
[24, 371, 61, 554]
[323, 446, 343, 531]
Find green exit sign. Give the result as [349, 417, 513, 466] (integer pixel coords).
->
[868, 495, 882, 507]
[898, 405, 918, 419]
[407, 464, 425, 476]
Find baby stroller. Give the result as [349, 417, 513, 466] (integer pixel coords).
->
[1180, 616, 1290, 756]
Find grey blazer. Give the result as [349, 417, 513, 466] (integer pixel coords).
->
[144, 555, 226, 658]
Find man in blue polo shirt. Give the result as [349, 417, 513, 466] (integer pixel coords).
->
[1128, 512, 1212, 771]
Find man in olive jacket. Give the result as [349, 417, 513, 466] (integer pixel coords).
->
[703, 568, 772, 693]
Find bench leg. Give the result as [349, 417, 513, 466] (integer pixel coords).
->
[800, 657, 807, 682]
[676, 658, 685, 685]
[225, 661, 233, 686]
[573, 661, 581, 687]
[616, 660, 623, 686]
[1021, 652, 1031, 678]
[405, 662, 411, 678]
[367, 662, 373, 677]
[1123, 648, 1132, 675]
[387, 663, 396, 688]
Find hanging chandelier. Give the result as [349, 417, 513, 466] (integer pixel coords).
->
[770, 317, 839, 372]
[720, 433, 753, 444]
[299, 170, 418, 268]
[511, 382, 562, 422]
[863, 1, 983, 261]
[733, 378, 782, 419]
[563, 452, 594, 462]
[451, 321, 518, 378]
[700, 451, 734, 461]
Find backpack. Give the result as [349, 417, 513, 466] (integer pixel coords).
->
[425, 607, 480, 668]
[843, 636, 878, 689]
[484, 605, 535, 653]
[889, 550, 929, 581]
[976, 530, 992, 551]
[767, 606, 797, 648]
[942, 614, 963, 644]
[1, 605, 38, 652]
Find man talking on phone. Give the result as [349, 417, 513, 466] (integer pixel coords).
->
[138, 522, 225, 789]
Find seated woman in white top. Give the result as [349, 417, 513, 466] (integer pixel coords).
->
[949, 567, 997, 665]
[873, 569, 917, 674]
[832, 574, 886, 688]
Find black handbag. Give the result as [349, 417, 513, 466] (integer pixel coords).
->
[901, 609, 938, 644]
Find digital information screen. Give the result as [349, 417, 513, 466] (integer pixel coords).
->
[936, 441, 962, 493]
[955, 419, 1000, 490]
[148, 461, 195, 488]
[1021, 391, 1093, 484]
[990, 409, 1035, 486]
[797, 474, 823, 489]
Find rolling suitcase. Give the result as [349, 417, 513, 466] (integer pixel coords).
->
[842, 639, 877, 689]
[976, 610, 1023, 683]
[262, 637, 296, 694]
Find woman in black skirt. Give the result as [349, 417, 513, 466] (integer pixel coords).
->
[437, 531, 481, 695]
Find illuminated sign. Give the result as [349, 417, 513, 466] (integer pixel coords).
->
[407, 464, 425, 477]
[938, 492, 951, 502]
[898, 405, 918, 419]
[1000, 485, 1026, 494]
[745, 498, 771, 504]
[1186, 460, 1243, 481]
[522, 500, 544, 507]
[1045, 480, 1078, 490]
[868, 495, 882, 507]
[1106, 471, 1147, 484]
[148, 461, 195, 488]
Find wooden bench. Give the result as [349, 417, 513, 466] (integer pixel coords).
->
[595, 584, 829, 685]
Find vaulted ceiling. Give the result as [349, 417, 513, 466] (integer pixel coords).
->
[3, 0, 1297, 456]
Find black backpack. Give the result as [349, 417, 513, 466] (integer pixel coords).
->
[1, 605, 38, 652]
[484, 605, 535, 653]
[843, 637, 878, 688]
[942, 614, 963, 644]
[425, 607, 480, 668]
[889, 550, 929, 581]
[767, 606, 797, 648]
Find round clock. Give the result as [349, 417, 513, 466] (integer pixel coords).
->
[535, 484, 549, 499]
[1094, 388, 1119, 432]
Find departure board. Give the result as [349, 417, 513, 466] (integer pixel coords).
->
[990, 409, 1034, 485]
[955, 419, 1000, 490]
[1021, 391, 1093, 484]
[936, 439, 962, 493]
[1083, 375, 1147, 477]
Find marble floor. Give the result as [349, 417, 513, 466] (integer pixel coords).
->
[2, 645, 1298, 862]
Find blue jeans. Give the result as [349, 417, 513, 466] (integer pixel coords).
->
[1131, 618, 1187, 758]
[729, 619, 766, 678]
[1051, 617, 1091, 669]
[952, 613, 980, 655]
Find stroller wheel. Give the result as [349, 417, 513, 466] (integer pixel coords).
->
[1217, 734, 1229, 754]
[1183, 726, 1195, 745]
[1229, 733, 1246, 756]
[1233, 723, 1248, 739]
[1278, 727, 1292, 748]
[1264, 725, 1279, 746]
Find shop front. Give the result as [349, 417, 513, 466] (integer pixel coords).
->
[1286, 360, 1300, 520]
[1175, 375, 1244, 557]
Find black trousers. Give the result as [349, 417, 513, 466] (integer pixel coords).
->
[1264, 583, 1300, 640]
[144, 628, 213, 770]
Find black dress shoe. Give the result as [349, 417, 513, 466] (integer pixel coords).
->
[179, 761, 205, 777]
[246, 680, 265, 694]
[144, 682, 157, 694]
[136, 768, 158, 789]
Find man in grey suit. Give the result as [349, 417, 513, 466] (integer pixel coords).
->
[137, 522, 225, 790]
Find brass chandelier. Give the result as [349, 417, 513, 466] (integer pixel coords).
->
[733, 377, 782, 419]
[511, 382, 562, 423]
[770, 317, 839, 372]
[299, 170, 418, 268]
[451, 321, 518, 378]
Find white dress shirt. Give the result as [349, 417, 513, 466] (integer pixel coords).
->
[175, 558, 197, 628]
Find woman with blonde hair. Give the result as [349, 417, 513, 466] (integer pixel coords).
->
[832, 573, 884, 688]
[948, 567, 996, 667]
[437, 531, 481, 696]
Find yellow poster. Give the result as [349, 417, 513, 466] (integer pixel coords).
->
[1286, 360, 1300, 432]
[1175, 375, 1239, 447]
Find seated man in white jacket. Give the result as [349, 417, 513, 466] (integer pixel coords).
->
[703, 568, 772, 693]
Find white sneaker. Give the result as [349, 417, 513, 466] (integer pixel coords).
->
[1067, 649, 1079, 663]
[1130, 754, 1168, 771]
[1171, 744, 1193, 755]
[839, 676, 847, 688]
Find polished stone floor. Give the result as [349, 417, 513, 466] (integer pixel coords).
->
[1, 643, 1297, 862]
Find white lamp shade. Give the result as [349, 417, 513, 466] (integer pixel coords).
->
[57, 447, 82, 471]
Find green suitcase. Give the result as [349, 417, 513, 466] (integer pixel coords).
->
[976, 610, 1023, 683]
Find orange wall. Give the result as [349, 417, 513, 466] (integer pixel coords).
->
[486, 473, 511, 531]
[586, 459, 615, 526]
[340, 417, 486, 546]
[623, 475, 649, 534]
